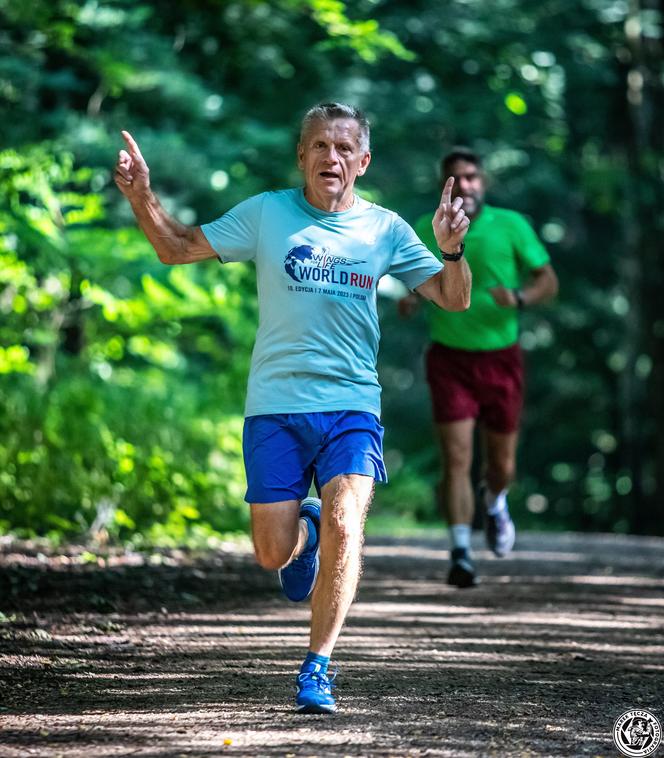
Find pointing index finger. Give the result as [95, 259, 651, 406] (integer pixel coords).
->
[440, 176, 454, 207]
[121, 130, 145, 162]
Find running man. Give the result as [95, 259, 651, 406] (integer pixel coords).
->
[400, 147, 558, 588]
[115, 104, 471, 712]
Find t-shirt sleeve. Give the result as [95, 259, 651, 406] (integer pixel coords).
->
[387, 215, 443, 290]
[200, 193, 265, 263]
[511, 212, 550, 270]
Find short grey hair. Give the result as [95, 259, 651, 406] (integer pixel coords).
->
[299, 102, 371, 153]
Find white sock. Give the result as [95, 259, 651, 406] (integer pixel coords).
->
[450, 524, 471, 551]
[485, 488, 508, 515]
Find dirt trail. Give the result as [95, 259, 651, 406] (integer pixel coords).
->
[1, 532, 663, 757]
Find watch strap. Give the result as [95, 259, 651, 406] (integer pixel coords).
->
[439, 241, 465, 262]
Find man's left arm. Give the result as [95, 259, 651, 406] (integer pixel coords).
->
[489, 264, 558, 308]
[415, 176, 471, 312]
[416, 258, 472, 312]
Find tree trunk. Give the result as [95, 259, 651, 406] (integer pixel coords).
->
[623, 0, 664, 532]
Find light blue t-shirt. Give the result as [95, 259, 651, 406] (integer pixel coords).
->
[201, 188, 442, 418]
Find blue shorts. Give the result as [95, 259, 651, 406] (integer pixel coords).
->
[242, 411, 387, 503]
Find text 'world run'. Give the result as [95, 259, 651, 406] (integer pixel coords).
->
[295, 267, 374, 290]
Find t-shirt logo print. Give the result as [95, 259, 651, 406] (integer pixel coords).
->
[284, 245, 316, 282]
[284, 245, 368, 286]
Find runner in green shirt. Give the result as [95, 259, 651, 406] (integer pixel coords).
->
[400, 147, 558, 587]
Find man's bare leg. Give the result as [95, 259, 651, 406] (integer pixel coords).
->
[249, 477, 374, 712]
[250, 499, 308, 570]
[436, 419, 475, 525]
[309, 473, 374, 656]
[481, 428, 518, 496]
[480, 428, 518, 556]
[435, 418, 477, 586]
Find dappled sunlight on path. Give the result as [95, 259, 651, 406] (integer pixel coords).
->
[0, 532, 662, 756]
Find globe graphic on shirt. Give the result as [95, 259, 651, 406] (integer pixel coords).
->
[284, 245, 315, 282]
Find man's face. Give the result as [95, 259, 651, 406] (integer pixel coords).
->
[297, 118, 371, 210]
[447, 159, 485, 218]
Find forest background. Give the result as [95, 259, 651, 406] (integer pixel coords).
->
[1, 0, 662, 545]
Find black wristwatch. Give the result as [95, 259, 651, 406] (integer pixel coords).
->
[514, 288, 525, 309]
[439, 241, 465, 262]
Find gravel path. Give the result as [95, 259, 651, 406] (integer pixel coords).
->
[0, 531, 663, 757]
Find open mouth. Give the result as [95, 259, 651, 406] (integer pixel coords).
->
[319, 171, 340, 179]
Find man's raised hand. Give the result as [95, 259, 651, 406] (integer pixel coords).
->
[114, 131, 150, 199]
[432, 177, 470, 253]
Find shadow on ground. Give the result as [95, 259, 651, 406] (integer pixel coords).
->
[0, 532, 662, 757]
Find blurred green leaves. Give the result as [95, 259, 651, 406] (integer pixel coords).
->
[304, 0, 415, 61]
[0, 139, 254, 543]
[0, 0, 662, 541]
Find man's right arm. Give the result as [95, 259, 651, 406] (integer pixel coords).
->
[128, 191, 217, 265]
[114, 130, 217, 265]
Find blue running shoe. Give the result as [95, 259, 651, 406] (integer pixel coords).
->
[279, 497, 321, 602]
[296, 663, 336, 714]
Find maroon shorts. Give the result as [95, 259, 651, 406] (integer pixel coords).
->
[425, 342, 524, 433]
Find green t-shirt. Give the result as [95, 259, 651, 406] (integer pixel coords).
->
[415, 204, 550, 351]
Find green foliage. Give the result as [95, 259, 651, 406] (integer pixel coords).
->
[304, 0, 415, 62]
[0, 145, 254, 541]
[0, 0, 662, 540]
